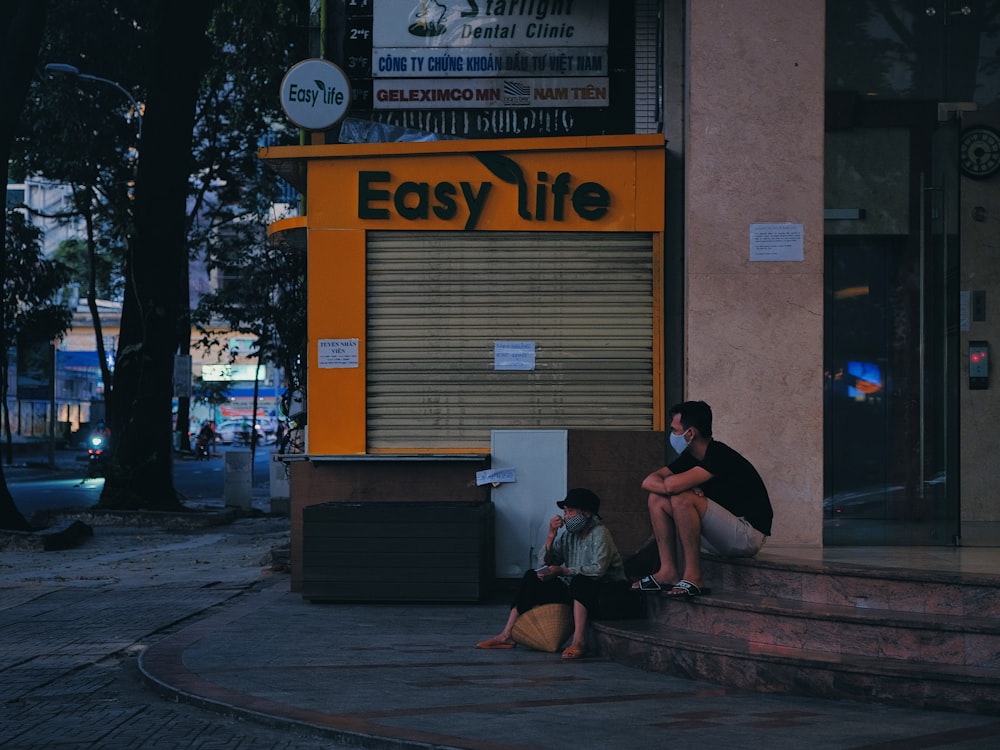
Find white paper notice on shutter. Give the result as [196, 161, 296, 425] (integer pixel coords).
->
[494, 341, 536, 371]
[318, 338, 359, 368]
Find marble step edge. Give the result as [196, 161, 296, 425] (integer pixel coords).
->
[644, 590, 1000, 635]
[593, 618, 1000, 686]
[703, 552, 1000, 588]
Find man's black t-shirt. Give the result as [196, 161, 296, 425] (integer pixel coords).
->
[669, 440, 773, 535]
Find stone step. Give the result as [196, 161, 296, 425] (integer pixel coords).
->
[643, 590, 1000, 669]
[595, 552, 1000, 714]
[700, 553, 1000, 618]
[591, 616, 1000, 715]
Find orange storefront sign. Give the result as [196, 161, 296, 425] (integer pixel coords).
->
[266, 134, 665, 233]
[262, 135, 665, 455]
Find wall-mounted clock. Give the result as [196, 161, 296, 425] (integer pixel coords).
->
[960, 126, 1000, 179]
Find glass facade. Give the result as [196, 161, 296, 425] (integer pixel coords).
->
[824, 1, 996, 543]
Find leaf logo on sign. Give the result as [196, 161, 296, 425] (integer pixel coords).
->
[475, 152, 523, 184]
[475, 152, 531, 219]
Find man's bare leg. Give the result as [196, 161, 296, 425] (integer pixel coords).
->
[666, 490, 708, 593]
[645, 493, 681, 585]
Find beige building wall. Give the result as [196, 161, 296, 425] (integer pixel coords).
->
[686, 1, 826, 547]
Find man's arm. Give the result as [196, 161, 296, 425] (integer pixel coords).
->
[641, 467, 674, 494]
[664, 466, 712, 494]
[642, 466, 713, 495]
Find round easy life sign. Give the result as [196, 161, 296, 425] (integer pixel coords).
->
[280, 58, 351, 131]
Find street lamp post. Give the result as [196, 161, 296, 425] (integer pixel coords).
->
[44, 63, 143, 142]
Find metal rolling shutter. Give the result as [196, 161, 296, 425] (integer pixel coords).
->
[366, 231, 654, 450]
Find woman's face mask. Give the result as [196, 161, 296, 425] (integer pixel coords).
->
[563, 512, 589, 533]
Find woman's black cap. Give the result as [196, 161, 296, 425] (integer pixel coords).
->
[556, 487, 601, 518]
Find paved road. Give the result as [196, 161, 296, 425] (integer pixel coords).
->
[6, 446, 277, 520]
[0, 515, 354, 750]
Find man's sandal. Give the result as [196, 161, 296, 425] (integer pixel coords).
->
[666, 579, 711, 597]
[632, 575, 664, 592]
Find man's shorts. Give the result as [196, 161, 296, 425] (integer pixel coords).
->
[700, 499, 767, 557]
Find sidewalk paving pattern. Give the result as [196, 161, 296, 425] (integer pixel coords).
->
[3, 463, 1000, 748]
[0, 519, 344, 749]
[141, 583, 1000, 750]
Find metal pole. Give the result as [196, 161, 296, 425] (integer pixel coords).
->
[49, 342, 56, 468]
[44, 63, 143, 141]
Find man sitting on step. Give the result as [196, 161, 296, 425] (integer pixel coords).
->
[634, 400, 773, 597]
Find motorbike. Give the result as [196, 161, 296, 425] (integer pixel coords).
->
[194, 434, 211, 460]
[85, 431, 107, 478]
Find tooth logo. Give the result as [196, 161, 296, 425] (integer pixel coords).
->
[407, 0, 448, 37]
[280, 58, 352, 131]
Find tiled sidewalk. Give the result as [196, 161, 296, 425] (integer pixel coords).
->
[140, 581, 1000, 750]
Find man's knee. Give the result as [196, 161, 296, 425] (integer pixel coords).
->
[647, 492, 671, 513]
[671, 489, 706, 513]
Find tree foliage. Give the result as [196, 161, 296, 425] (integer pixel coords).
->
[3, 209, 73, 389]
[51, 237, 122, 303]
[0, 1, 49, 531]
[12, 1, 142, 253]
[3, 210, 72, 342]
[194, 230, 307, 401]
[9, 0, 309, 510]
[191, 376, 232, 413]
[2, 208, 72, 468]
[183, 2, 311, 388]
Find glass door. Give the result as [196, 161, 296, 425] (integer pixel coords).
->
[825, 0, 1000, 545]
[823, 114, 960, 545]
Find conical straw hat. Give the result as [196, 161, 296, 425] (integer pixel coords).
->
[511, 603, 573, 653]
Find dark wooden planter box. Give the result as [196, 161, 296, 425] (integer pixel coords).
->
[302, 500, 495, 602]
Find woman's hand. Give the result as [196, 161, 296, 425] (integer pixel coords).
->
[548, 515, 564, 534]
[536, 565, 563, 581]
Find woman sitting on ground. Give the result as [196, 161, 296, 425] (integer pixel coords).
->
[475, 488, 636, 660]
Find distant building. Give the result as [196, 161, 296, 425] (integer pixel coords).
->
[6, 177, 81, 257]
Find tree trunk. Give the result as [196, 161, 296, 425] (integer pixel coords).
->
[99, 0, 216, 510]
[175, 252, 192, 454]
[0, 1, 47, 531]
[84, 204, 114, 422]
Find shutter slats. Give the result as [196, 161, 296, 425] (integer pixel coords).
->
[366, 232, 654, 449]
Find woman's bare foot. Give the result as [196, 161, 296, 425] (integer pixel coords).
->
[475, 634, 516, 649]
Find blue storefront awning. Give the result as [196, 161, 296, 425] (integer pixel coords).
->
[58, 350, 105, 378]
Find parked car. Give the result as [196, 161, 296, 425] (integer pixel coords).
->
[213, 419, 275, 445]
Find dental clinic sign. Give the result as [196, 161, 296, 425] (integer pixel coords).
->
[370, 0, 608, 111]
[280, 58, 352, 131]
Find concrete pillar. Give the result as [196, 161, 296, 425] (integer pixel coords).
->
[224, 450, 253, 510]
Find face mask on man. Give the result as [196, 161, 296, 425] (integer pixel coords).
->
[669, 428, 691, 456]
[562, 513, 589, 533]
